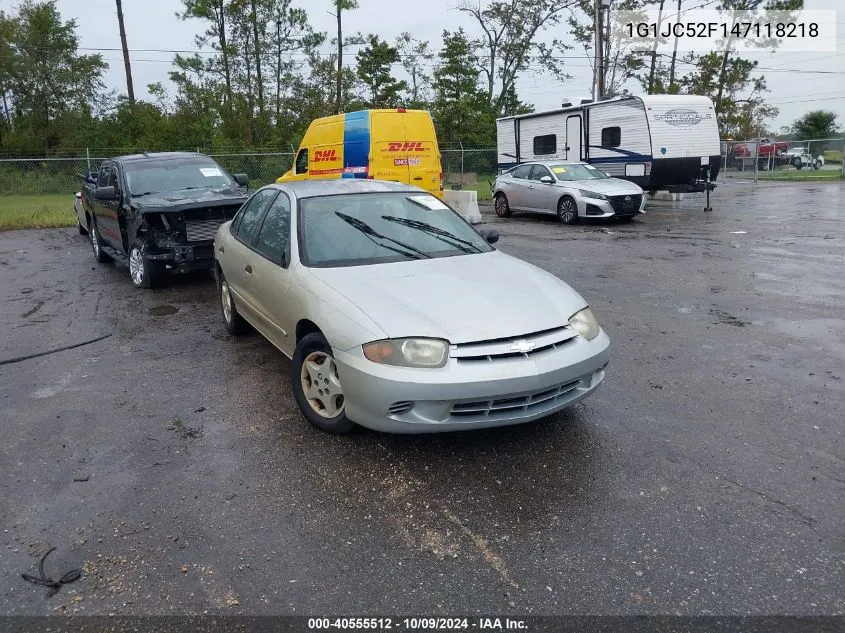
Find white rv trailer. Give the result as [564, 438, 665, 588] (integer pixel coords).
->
[496, 95, 721, 192]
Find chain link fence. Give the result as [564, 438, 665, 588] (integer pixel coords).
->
[0, 148, 499, 198]
[721, 137, 845, 182]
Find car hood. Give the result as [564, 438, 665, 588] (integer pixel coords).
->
[133, 186, 248, 213]
[306, 251, 587, 345]
[564, 178, 642, 195]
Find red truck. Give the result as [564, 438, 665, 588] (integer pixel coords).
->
[730, 138, 789, 168]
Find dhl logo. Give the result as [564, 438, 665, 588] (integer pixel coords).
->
[313, 149, 338, 162]
[386, 141, 426, 152]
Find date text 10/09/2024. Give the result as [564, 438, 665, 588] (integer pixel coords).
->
[307, 618, 528, 630]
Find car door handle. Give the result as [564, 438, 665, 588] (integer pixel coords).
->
[244, 265, 252, 274]
[412, 176, 423, 181]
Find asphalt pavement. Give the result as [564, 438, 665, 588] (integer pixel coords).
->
[0, 180, 842, 616]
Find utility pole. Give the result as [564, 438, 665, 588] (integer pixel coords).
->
[669, 0, 682, 91]
[647, 0, 666, 94]
[115, 0, 135, 105]
[593, 0, 601, 100]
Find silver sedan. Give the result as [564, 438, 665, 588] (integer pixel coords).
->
[214, 180, 610, 434]
[493, 161, 646, 224]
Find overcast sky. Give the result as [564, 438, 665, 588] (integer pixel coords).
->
[15, 0, 845, 137]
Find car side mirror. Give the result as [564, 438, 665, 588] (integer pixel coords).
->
[479, 229, 499, 244]
[95, 186, 116, 200]
[539, 175, 555, 184]
[233, 173, 249, 187]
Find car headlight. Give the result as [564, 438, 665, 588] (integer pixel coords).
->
[578, 189, 608, 201]
[363, 338, 448, 368]
[569, 307, 600, 341]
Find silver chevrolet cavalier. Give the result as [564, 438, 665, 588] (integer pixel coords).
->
[493, 161, 646, 224]
[214, 179, 610, 434]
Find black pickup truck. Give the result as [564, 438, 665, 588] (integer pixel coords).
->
[81, 152, 250, 288]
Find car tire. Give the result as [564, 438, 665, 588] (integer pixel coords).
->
[291, 332, 354, 435]
[494, 193, 512, 218]
[89, 218, 111, 263]
[792, 157, 802, 170]
[218, 272, 249, 335]
[128, 240, 164, 289]
[557, 196, 578, 225]
[812, 159, 821, 170]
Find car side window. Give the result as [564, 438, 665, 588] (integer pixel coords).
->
[254, 193, 291, 264]
[512, 164, 532, 179]
[295, 148, 309, 175]
[529, 165, 551, 181]
[232, 189, 278, 244]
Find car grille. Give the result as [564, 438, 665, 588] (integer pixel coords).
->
[451, 326, 577, 362]
[185, 219, 225, 242]
[607, 194, 642, 214]
[388, 401, 414, 415]
[451, 379, 582, 418]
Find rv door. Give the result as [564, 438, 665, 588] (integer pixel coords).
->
[566, 116, 582, 161]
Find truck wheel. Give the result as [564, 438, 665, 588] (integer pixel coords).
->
[128, 240, 163, 289]
[494, 193, 512, 218]
[218, 272, 248, 335]
[291, 332, 354, 435]
[812, 159, 821, 170]
[557, 196, 578, 225]
[792, 157, 802, 170]
[89, 219, 111, 263]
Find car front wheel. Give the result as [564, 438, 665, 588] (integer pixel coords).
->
[557, 196, 578, 225]
[128, 240, 163, 289]
[219, 272, 248, 335]
[291, 332, 354, 435]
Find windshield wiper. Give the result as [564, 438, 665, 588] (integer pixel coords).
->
[133, 191, 158, 197]
[335, 212, 431, 260]
[380, 215, 481, 254]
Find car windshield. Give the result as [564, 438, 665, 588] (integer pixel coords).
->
[124, 157, 235, 195]
[298, 192, 493, 268]
[550, 164, 610, 182]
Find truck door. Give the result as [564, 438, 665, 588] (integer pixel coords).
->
[95, 162, 122, 248]
[566, 116, 583, 161]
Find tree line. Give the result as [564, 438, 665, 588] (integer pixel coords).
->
[0, 0, 835, 158]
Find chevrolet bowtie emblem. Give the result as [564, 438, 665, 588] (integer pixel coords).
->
[510, 339, 536, 353]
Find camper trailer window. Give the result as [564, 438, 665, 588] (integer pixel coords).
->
[601, 127, 621, 148]
[533, 134, 557, 155]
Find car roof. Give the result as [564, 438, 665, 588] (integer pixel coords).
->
[268, 179, 423, 198]
[113, 151, 213, 163]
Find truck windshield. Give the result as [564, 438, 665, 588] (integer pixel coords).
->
[551, 164, 610, 182]
[124, 158, 235, 195]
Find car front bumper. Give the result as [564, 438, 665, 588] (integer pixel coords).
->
[578, 195, 646, 218]
[332, 330, 610, 433]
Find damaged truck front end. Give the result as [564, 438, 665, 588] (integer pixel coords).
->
[132, 198, 244, 274]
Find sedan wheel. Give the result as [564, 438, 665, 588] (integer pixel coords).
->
[219, 273, 248, 335]
[301, 352, 345, 419]
[494, 193, 511, 218]
[292, 332, 354, 434]
[557, 196, 578, 225]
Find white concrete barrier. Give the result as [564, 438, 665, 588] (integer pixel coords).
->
[649, 191, 685, 201]
[443, 190, 483, 224]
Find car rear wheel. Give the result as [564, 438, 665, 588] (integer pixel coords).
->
[494, 193, 511, 218]
[792, 156, 803, 170]
[292, 332, 354, 435]
[89, 219, 111, 263]
[557, 196, 578, 225]
[129, 241, 163, 289]
[219, 273, 248, 335]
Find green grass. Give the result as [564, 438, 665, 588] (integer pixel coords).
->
[757, 169, 844, 181]
[823, 149, 842, 164]
[445, 176, 494, 201]
[0, 194, 76, 231]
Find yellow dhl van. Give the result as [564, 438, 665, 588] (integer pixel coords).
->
[276, 108, 444, 198]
